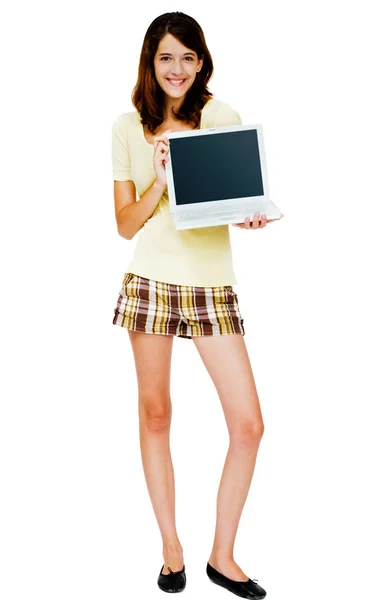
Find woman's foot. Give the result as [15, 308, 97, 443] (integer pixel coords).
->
[206, 561, 266, 599]
[158, 563, 186, 593]
[208, 555, 249, 582]
[161, 545, 184, 575]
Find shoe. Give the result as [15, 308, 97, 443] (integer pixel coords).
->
[206, 562, 266, 599]
[157, 564, 186, 593]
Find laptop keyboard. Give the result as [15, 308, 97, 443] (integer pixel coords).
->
[176, 211, 235, 220]
[175, 206, 264, 221]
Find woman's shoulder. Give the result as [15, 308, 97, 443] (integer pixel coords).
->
[202, 96, 242, 126]
[203, 96, 231, 111]
[112, 110, 140, 133]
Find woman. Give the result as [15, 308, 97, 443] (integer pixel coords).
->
[112, 11, 277, 598]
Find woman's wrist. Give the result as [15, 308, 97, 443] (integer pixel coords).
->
[153, 179, 167, 193]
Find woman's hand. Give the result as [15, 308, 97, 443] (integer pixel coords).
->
[153, 129, 172, 188]
[232, 211, 285, 229]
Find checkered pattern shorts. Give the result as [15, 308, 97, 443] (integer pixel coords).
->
[112, 273, 245, 339]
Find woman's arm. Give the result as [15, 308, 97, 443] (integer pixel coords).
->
[114, 179, 166, 240]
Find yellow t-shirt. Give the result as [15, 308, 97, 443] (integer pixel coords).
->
[112, 97, 242, 286]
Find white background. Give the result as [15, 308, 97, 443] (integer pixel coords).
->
[1, 1, 371, 599]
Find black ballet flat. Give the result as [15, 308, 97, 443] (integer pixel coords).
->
[206, 562, 266, 599]
[157, 564, 186, 593]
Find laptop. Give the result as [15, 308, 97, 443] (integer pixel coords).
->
[165, 123, 282, 230]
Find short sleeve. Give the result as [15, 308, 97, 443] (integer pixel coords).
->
[215, 102, 243, 127]
[111, 114, 133, 181]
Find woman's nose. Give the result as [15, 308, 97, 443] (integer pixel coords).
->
[170, 62, 185, 75]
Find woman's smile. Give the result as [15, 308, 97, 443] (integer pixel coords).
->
[166, 78, 187, 87]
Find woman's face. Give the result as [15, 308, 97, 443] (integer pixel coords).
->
[153, 33, 203, 104]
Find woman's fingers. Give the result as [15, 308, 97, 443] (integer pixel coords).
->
[244, 212, 267, 229]
[155, 140, 169, 153]
[154, 139, 170, 160]
[246, 212, 260, 228]
[154, 140, 170, 166]
[232, 212, 269, 228]
[154, 129, 172, 145]
[154, 136, 169, 145]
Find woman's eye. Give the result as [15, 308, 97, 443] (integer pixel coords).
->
[160, 57, 193, 61]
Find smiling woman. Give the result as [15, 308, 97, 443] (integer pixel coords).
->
[111, 11, 268, 599]
[132, 13, 213, 131]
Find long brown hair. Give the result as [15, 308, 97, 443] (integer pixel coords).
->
[132, 12, 214, 134]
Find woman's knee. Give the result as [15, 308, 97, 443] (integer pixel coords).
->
[139, 393, 172, 431]
[230, 417, 265, 446]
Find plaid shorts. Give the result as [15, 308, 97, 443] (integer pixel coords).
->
[112, 273, 245, 339]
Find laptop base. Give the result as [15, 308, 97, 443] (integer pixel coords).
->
[172, 201, 282, 231]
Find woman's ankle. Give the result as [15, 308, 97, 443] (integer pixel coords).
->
[209, 550, 234, 566]
[162, 542, 183, 559]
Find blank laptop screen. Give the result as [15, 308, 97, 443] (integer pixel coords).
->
[169, 129, 264, 207]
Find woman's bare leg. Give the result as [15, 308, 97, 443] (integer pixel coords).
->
[192, 333, 265, 581]
[128, 330, 183, 574]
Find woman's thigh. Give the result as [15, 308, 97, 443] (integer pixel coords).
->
[192, 334, 264, 435]
[127, 330, 174, 403]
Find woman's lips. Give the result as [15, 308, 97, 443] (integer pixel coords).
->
[166, 78, 186, 87]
